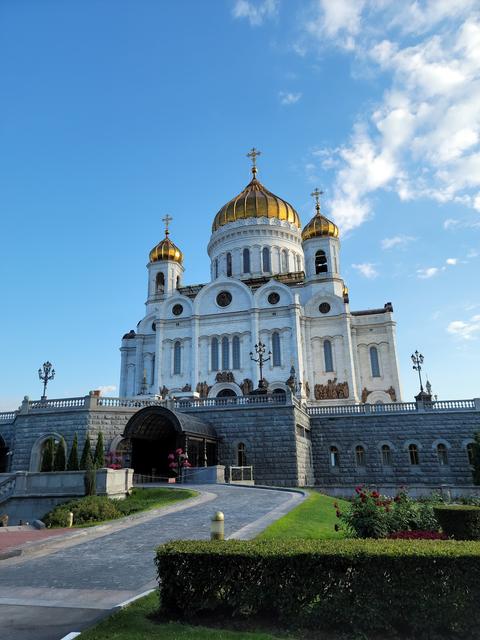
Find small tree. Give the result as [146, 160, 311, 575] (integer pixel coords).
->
[41, 438, 55, 472]
[67, 432, 79, 471]
[80, 434, 92, 470]
[471, 432, 480, 485]
[83, 453, 96, 496]
[94, 432, 105, 468]
[53, 437, 67, 471]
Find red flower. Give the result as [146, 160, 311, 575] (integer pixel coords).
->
[355, 485, 363, 494]
[371, 491, 380, 499]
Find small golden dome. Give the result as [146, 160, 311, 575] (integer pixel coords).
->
[212, 177, 301, 232]
[149, 233, 183, 263]
[302, 188, 339, 240]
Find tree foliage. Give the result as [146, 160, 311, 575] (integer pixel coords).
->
[94, 431, 105, 468]
[53, 437, 67, 471]
[80, 434, 92, 470]
[67, 432, 79, 471]
[40, 437, 55, 472]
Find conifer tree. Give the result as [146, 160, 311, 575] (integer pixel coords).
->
[83, 453, 96, 496]
[94, 431, 105, 468]
[80, 434, 92, 470]
[53, 437, 67, 471]
[472, 432, 480, 485]
[40, 438, 55, 472]
[67, 432, 80, 471]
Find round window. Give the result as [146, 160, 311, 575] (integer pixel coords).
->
[319, 302, 331, 314]
[216, 291, 232, 307]
[268, 292, 280, 305]
[172, 304, 183, 316]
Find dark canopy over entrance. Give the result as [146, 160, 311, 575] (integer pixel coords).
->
[122, 406, 217, 477]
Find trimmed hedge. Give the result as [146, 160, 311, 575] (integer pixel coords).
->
[156, 539, 480, 638]
[434, 505, 480, 540]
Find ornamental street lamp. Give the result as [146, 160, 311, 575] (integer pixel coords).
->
[250, 341, 271, 392]
[411, 350, 424, 393]
[38, 361, 55, 401]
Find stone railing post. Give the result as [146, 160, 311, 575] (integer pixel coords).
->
[19, 396, 30, 415]
[474, 398, 480, 411]
[416, 400, 425, 413]
[85, 393, 99, 410]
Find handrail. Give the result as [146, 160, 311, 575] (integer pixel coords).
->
[0, 474, 16, 505]
[307, 399, 478, 416]
[0, 412, 16, 421]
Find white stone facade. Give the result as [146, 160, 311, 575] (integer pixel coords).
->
[119, 191, 402, 406]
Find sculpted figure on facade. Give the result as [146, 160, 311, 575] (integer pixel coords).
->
[196, 381, 211, 398]
[387, 386, 397, 402]
[181, 383, 191, 392]
[215, 371, 235, 383]
[240, 378, 254, 395]
[315, 378, 349, 400]
[305, 381, 311, 398]
[159, 385, 169, 398]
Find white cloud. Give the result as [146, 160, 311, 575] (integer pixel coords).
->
[467, 249, 479, 258]
[96, 385, 117, 396]
[232, 0, 278, 26]
[352, 262, 378, 278]
[447, 314, 480, 340]
[417, 267, 439, 279]
[300, 5, 480, 231]
[381, 234, 416, 249]
[446, 257, 458, 265]
[443, 218, 460, 229]
[279, 91, 302, 105]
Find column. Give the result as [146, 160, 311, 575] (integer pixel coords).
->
[154, 320, 163, 393]
[119, 348, 128, 397]
[134, 336, 144, 395]
[191, 317, 199, 392]
[290, 298, 304, 395]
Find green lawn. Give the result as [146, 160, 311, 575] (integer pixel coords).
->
[79, 591, 287, 640]
[257, 490, 349, 540]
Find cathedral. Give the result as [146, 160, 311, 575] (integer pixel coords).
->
[119, 150, 402, 406]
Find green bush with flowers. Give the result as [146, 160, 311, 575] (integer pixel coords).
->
[334, 486, 440, 538]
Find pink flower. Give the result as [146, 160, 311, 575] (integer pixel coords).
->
[168, 453, 175, 461]
[176, 448, 183, 455]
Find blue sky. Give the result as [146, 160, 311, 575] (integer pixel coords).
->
[1, 0, 479, 409]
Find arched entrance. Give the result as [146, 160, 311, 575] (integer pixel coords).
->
[123, 406, 217, 477]
[0, 436, 9, 473]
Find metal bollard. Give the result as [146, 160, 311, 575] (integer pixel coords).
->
[67, 511, 74, 528]
[210, 511, 224, 540]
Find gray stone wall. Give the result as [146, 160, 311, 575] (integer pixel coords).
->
[311, 410, 480, 491]
[183, 404, 300, 487]
[0, 419, 14, 451]
[294, 407, 315, 486]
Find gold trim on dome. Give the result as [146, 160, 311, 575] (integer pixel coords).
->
[212, 177, 301, 232]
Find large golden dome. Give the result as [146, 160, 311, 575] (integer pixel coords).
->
[302, 188, 339, 240]
[149, 232, 183, 263]
[212, 176, 301, 232]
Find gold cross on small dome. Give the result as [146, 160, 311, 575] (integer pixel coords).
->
[247, 147, 261, 177]
[162, 214, 173, 236]
[311, 188, 324, 213]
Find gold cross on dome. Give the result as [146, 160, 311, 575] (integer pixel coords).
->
[247, 147, 261, 176]
[162, 214, 173, 235]
[311, 188, 324, 213]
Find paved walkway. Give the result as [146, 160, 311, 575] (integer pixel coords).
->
[0, 527, 75, 556]
[0, 484, 303, 640]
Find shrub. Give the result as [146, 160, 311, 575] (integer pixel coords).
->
[43, 495, 122, 527]
[388, 530, 447, 540]
[84, 455, 96, 496]
[67, 432, 79, 471]
[53, 437, 67, 471]
[434, 505, 480, 540]
[156, 539, 480, 638]
[80, 435, 92, 470]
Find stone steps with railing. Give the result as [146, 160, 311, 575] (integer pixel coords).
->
[0, 475, 16, 506]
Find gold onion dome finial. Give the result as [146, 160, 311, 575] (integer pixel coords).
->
[149, 214, 183, 263]
[302, 188, 339, 240]
[212, 148, 302, 232]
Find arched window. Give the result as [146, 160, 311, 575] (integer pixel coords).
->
[217, 388, 236, 398]
[214, 258, 218, 279]
[467, 443, 475, 466]
[173, 341, 181, 375]
[156, 272, 164, 292]
[381, 444, 392, 466]
[272, 332, 281, 367]
[281, 249, 288, 272]
[370, 346, 380, 377]
[437, 443, 449, 465]
[243, 248, 250, 274]
[324, 340, 334, 372]
[176, 276, 181, 289]
[211, 337, 219, 371]
[262, 247, 271, 273]
[226, 252, 232, 277]
[237, 442, 247, 466]
[232, 336, 240, 369]
[355, 445, 366, 467]
[330, 446, 339, 467]
[222, 336, 230, 370]
[408, 444, 420, 465]
[315, 250, 328, 274]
